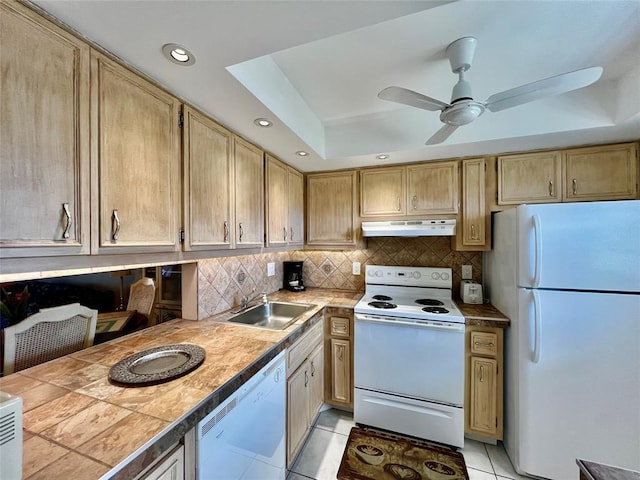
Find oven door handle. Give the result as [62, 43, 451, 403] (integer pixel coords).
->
[356, 314, 464, 332]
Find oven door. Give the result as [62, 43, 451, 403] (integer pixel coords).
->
[354, 313, 465, 406]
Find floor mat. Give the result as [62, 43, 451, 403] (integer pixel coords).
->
[337, 427, 468, 480]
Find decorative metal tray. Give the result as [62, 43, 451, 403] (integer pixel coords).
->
[108, 344, 206, 386]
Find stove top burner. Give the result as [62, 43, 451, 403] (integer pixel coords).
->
[415, 299, 445, 306]
[372, 294, 393, 301]
[369, 301, 397, 309]
[421, 306, 449, 314]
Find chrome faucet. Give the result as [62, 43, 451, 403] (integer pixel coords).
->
[240, 290, 268, 310]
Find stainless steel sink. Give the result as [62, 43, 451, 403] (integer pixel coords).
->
[228, 301, 316, 330]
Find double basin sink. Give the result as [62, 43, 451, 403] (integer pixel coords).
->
[228, 301, 316, 330]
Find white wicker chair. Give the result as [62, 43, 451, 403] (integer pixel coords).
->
[2, 303, 97, 374]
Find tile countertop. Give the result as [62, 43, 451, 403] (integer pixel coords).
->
[0, 288, 361, 480]
[0, 288, 507, 480]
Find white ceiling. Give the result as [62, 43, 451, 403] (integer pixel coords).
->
[33, 0, 640, 172]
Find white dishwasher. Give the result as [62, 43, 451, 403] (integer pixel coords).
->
[197, 350, 286, 480]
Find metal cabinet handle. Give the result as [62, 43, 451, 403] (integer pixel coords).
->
[310, 361, 315, 376]
[474, 341, 495, 348]
[471, 224, 476, 240]
[223, 221, 229, 243]
[283, 227, 287, 241]
[239, 222, 243, 242]
[412, 195, 417, 210]
[397, 196, 401, 211]
[572, 178, 577, 195]
[548, 180, 553, 196]
[304, 370, 308, 387]
[480, 364, 484, 382]
[290, 227, 294, 241]
[62, 203, 72, 239]
[338, 345, 344, 361]
[112, 209, 120, 241]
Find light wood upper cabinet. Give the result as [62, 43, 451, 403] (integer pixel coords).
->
[91, 51, 181, 254]
[360, 167, 405, 216]
[563, 143, 638, 201]
[454, 158, 490, 251]
[266, 155, 304, 246]
[0, 1, 90, 258]
[307, 171, 357, 247]
[233, 136, 264, 248]
[407, 161, 459, 214]
[182, 106, 233, 250]
[288, 168, 304, 245]
[498, 151, 562, 204]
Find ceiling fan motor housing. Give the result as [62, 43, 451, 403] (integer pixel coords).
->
[441, 100, 485, 126]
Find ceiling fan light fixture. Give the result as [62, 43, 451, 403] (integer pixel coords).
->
[440, 101, 485, 126]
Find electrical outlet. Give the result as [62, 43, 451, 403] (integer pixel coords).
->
[267, 262, 275, 277]
[352, 262, 361, 275]
[462, 265, 472, 279]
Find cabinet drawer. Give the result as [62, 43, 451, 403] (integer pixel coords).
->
[287, 319, 323, 375]
[329, 317, 350, 338]
[470, 332, 497, 356]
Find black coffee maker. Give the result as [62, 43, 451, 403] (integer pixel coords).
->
[283, 261, 305, 292]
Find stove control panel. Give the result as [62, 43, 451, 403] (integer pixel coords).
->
[365, 265, 452, 288]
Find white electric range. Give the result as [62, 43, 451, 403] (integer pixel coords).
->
[354, 265, 466, 448]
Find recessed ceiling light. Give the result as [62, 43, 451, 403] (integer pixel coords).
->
[296, 151, 309, 157]
[376, 154, 390, 160]
[254, 118, 272, 127]
[162, 43, 195, 66]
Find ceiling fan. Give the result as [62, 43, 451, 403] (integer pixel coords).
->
[378, 37, 603, 145]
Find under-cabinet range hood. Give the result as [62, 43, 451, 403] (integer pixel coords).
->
[362, 219, 456, 237]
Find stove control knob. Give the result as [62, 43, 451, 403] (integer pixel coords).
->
[367, 270, 374, 277]
[431, 272, 441, 280]
[413, 271, 421, 279]
[442, 272, 450, 280]
[375, 270, 383, 277]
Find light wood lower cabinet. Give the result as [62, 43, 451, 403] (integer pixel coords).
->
[465, 326, 503, 440]
[135, 444, 184, 480]
[324, 312, 354, 408]
[286, 321, 324, 467]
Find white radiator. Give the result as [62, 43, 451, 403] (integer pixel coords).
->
[0, 392, 22, 480]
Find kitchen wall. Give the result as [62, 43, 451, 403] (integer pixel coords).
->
[196, 237, 482, 319]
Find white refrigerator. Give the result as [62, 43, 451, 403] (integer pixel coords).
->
[484, 200, 640, 480]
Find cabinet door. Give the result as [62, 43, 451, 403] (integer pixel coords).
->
[360, 167, 405, 216]
[233, 136, 264, 248]
[91, 52, 181, 254]
[0, 1, 90, 258]
[287, 363, 310, 467]
[330, 338, 351, 405]
[564, 143, 638, 201]
[183, 106, 233, 250]
[406, 161, 459, 214]
[498, 152, 562, 204]
[308, 345, 324, 422]
[469, 357, 498, 436]
[266, 155, 288, 246]
[288, 167, 304, 245]
[460, 158, 488, 249]
[137, 445, 184, 480]
[307, 171, 357, 247]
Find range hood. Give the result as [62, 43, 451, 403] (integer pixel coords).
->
[362, 219, 456, 237]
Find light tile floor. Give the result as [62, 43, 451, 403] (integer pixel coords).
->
[287, 408, 531, 480]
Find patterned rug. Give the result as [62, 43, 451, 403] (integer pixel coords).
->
[337, 427, 469, 480]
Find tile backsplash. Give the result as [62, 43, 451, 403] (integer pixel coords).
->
[196, 237, 482, 319]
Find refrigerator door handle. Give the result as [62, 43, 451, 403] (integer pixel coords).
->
[532, 214, 542, 288]
[532, 290, 541, 363]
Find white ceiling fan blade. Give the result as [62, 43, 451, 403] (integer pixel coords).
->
[425, 124, 458, 145]
[484, 66, 603, 113]
[378, 86, 450, 112]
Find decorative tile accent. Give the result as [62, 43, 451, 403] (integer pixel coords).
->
[196, 239, 482, 319]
